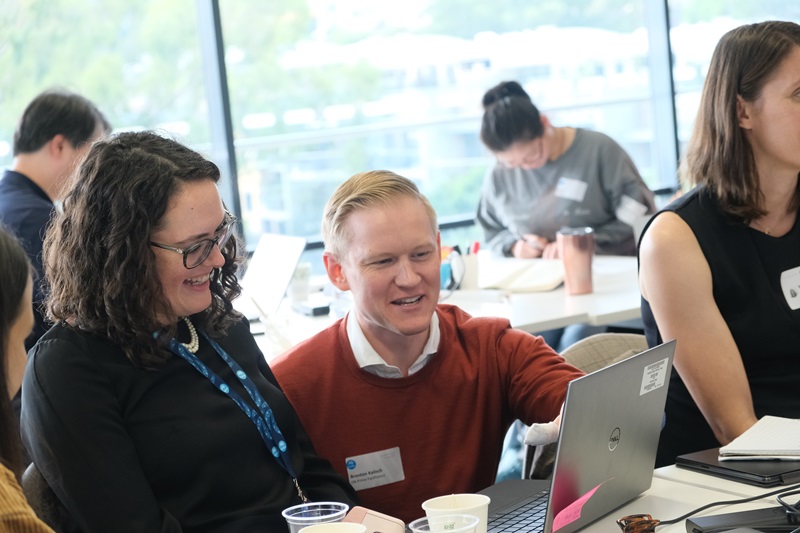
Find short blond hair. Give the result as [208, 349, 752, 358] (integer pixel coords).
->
[322, 170, 438, 259]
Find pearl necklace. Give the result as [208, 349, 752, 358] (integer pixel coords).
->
[181, 317, 199, 353]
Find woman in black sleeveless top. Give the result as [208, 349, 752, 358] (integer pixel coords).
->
[639, 21, 800, 467]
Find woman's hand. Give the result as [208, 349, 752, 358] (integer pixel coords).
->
[541, 242, 559, 259]
[512, 234, 548, 258]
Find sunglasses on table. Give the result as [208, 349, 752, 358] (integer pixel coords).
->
[150, 211, 236, 269]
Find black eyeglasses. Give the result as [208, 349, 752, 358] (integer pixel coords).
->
[150, 211, 236, 269]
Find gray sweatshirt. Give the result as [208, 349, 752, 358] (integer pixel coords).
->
[476, 128, 656, 256]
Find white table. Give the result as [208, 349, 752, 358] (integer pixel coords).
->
[252, 255, 642, 360]
[444, 255, 641, 333]
[249, 298, 333, 361]
[581, 466, 787, 532]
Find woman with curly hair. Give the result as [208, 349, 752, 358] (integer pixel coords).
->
[21, 131, 355, 532]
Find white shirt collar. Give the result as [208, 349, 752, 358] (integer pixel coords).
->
[346, 310, 440, 378]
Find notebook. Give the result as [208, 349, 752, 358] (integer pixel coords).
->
[478, 258, 565, 292]
[676, 447, 800, 487]
[480, 339, 676, 533]
[718, 416, 800, 460]
[236, 233, 307, 321]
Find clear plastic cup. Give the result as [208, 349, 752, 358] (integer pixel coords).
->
[408, 513, 480, 533]
[281, 502, 350, 533]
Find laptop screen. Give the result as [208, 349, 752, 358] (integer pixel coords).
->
[237, 233, 307, 320]
[481, 341, 676, 533]
[546, 340, 675, 533]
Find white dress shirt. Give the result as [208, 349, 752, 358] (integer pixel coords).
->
[345, 311, 440, 378]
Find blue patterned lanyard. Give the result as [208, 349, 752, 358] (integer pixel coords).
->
[166, 328, 308, 502]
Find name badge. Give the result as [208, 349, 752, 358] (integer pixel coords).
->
[615, 195, 649, 226]
[555, 177, 588, 202]
[345, 447, 405, 491]
[780, 267, 800, 310]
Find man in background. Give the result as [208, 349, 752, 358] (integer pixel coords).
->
[0, 88, 111, 349]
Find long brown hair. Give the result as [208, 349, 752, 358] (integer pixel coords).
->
[680, 20, 800, 221]
[0, 227, 32, 476]
[43, 131, 243, 370]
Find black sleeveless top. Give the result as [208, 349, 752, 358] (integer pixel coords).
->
[640, 187, 800, 467]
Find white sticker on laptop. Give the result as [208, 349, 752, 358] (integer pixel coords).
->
[345, 447, 405, 491]
[780, 267, 800, 310]
[555, 177, 588, 202]
[640, 358, 669, 396]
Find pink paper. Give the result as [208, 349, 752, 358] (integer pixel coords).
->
[552, 483, 601, 531]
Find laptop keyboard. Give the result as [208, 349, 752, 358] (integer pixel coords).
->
[486, 489, 549, 532]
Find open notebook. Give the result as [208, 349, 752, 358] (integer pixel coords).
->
[478, 258, 564, 292]
[718, 416, 800, 460]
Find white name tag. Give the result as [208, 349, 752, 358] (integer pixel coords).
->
[555, 177, 588, 202]
[615, 194, 649, 226]
[345, 447, 405, 491]
[780, 267, 800, 310]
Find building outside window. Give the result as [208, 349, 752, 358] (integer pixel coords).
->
[1, 1, 798, 259]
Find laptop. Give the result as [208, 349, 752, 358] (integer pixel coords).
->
[480, 339, 676, 533]
[235, 233, 307, 321]
[676, 447, 800, 488]
[685, 504, 797, 533]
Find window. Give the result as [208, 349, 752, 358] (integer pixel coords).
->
[3, 0, 799, 261]
[218, 1, 658, 250]
[0, 0, 209, 160]
[668, 2, 800, 158]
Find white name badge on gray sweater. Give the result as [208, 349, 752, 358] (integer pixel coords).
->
[555, 177, 588, 202]
[345, 447, 406, 490]
[616, 194, 649, 226]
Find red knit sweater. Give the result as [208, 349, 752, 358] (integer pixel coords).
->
[271, 304, 583, 523]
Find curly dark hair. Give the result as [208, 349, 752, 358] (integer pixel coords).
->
[480, 80, 544, 153]
[43, 131, 243, 369]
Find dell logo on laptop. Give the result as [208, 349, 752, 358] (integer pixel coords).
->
[608, 427, 621, 451]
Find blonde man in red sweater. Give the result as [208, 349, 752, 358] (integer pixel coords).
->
[271, 170, 583, 523]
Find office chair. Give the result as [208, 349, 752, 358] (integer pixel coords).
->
[524, 332, 649, 479]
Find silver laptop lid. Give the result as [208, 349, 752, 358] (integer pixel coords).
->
[238, 233, 307, 320]
[545, 339, 676, 533]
